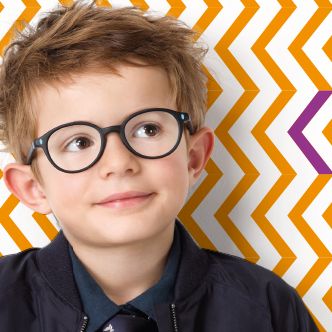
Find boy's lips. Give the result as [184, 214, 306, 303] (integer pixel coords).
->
[96, 191, 154, 204]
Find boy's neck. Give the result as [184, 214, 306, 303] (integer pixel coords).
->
[69, 222, 175, 305]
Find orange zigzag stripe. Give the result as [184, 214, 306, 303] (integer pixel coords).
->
[0, 194, 32, 251]
[251, 0, 297, 277]
[323, 286, 332, 312]
[252, 93, 296, 276]
[48, 1, 114, 8]
[0, 168, 3, 249]
[166, 0, 186, 18]
[289, 175, 332, 297]
[0, 2, 4, 13]
[193, 0, 223, 109]
[192, 0, 222, 38]
[177, 0, 222, 243]
[314, 0, 332, 8]
[289, 175, 332, 331]
[214, 0, 260, 263]
[58, 0, 74, 6]
[322, 203, 332, 228]
[178, 159, 223, 250]
[32, 212, 59, 241]
[322, 35, 332, 62]
[0, 0, 41, 56]
[319, 284, 331, 331]
[322, 120, 332, 145]
[130, 0, 149, 11]
[288, 2, 331, 90]
[308, 307, 326, 332]
[252, 0, 295, 91]
[204, 65, 223, 109]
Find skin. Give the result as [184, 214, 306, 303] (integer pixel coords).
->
[4, 64, 214, 304]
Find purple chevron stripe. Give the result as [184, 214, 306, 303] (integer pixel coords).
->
[288, 90, 332, 174]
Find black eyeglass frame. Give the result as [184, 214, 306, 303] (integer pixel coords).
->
[26, 108, 195, 173]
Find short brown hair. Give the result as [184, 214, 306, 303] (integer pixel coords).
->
[0, 1, 208, 175]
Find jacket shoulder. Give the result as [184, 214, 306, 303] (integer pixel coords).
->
[203, 249, 287, 289]
[203, 248, 298, 302]
[0, 248, 40, 291]
[202, 249, 318, 331]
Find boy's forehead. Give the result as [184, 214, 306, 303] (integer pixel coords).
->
[32, 65, 177, 132]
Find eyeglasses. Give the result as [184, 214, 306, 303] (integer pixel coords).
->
[26, 108, 194, 173]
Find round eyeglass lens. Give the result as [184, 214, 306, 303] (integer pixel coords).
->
[47, 124, 101, 171]
[124, 110, 180, 157]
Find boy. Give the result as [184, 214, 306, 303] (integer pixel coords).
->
[0, 1, 319, 331]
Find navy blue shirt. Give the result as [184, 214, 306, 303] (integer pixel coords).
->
[69, 224, 181, 332]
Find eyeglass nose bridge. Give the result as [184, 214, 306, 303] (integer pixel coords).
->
[100, 124, 122, 137]
[99, 124, 133, 155]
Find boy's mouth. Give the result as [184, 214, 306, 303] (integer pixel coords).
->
[96, 191, 154, 208]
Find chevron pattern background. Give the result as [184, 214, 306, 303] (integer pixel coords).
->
[0, 0, 331, 330]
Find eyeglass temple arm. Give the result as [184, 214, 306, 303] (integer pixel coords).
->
[26, 143, 36, 165]
[26, 138, 43, 165]
[181, 113, 194, 135]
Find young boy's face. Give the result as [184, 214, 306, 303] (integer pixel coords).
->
[26, 64, 201, 248]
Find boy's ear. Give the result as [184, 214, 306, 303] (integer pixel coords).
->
[187, 126, 214, 188]
[3, 163, 52, 214]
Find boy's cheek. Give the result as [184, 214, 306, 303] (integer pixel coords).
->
[39, 172, 88, 210]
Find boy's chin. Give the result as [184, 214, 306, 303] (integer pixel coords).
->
[70, 222, 168, 249]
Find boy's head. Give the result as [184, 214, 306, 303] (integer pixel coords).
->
[0, 1, 214, 248]
[0, 1, 208, 174]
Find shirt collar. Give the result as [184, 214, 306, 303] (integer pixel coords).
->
[69, 222, 181, 332]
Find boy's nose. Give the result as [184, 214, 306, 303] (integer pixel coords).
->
[97, 133, 140, 177]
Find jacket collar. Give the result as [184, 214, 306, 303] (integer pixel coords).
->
[36, 219, 210, 311]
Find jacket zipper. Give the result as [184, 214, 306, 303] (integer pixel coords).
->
[80, 315, 89, 332]
[170, 303, 179, 332]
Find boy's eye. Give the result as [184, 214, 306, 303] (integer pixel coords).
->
[133, 123, 161, 138]
[64, 136, 94, 152]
